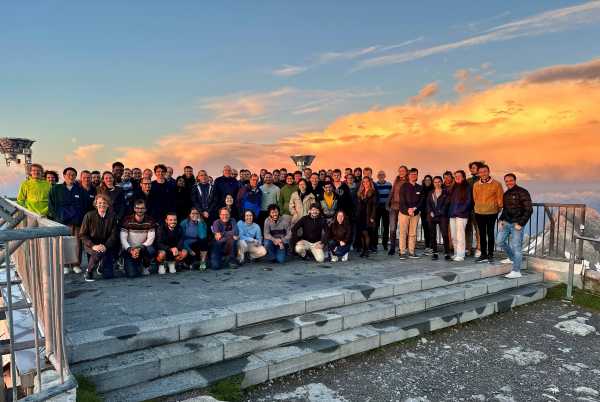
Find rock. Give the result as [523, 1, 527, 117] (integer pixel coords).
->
[554, 319, 596, 336]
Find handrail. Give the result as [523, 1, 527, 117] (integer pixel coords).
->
[567, 232, 600, 300]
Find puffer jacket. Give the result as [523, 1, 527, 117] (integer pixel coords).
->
[289, 191, 316, 224]
[499, 185, 533, 227]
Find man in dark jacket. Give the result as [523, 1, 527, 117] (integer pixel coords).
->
[48, 167, 87, 274]
[191, 170, 218, 223]
[155, 212, 187, 275]
[79, 170, 97, 213]
[214, 165, 240, 207]
[79, 194, 119, 282]
[498, 173, 533, 279]
[148, 164, 176, 222]
[292, 204, 328, 263]
[332, 169, 353, 219]
[398, 168, 424, 259]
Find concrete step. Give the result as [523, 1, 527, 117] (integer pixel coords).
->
[73, 271, 542, 394]
[67, 263, 512, 363]
[102, 283, 547, 402]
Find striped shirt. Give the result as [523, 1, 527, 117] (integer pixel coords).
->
[374, 180, 392, 205]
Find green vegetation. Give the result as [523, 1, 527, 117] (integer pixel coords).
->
[547, 284, 600, 311]
[208, 375, 244, 402]
[75, 375, 103, 402]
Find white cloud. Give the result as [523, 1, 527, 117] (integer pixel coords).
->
[355, 1, 600, 70]
[272, 65, 309, 77]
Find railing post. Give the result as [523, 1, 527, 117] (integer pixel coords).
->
[3, 241, 18, 402]
[566, 234, 576, 301]
[577, 207, 586, 262]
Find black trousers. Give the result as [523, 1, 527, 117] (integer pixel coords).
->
[421, 214, 432, 248]
[429, 216, 450, 255]
[475, 213, 498, 258]
[373, 205, 389, 249]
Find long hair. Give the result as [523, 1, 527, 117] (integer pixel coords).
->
[358, 177, 375, 200]
[452, 170, 469, 203]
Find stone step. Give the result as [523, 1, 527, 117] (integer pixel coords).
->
[101, 283, 547, 402]
[67, 263, 512, 363]
[73, 271, 542, 394]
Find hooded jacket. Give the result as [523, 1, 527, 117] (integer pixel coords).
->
[236, 185, 263, 218]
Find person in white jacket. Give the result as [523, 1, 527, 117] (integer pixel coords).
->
[289, 179, 316, 225]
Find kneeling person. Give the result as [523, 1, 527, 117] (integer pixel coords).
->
[328, 211, 352, 262]
[120, 199, 156, 277]
[181, 207, 209, 270]
[237, 210, 267, 264]
[156, 212, 187, 274]
[210, 208, 239, 270]
[292, 203, 327, 263]
[263, 204, 291, 264]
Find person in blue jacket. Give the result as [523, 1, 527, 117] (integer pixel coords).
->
[236, 174, 262, 218]
[180, 207, 208, 270]
[448, 170, 473, 262]
[236, 210, 267, 264]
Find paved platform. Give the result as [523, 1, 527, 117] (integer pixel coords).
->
[63, 252, 481, 334]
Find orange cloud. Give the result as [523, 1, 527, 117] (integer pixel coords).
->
[110, 59, 600, 182]
[409, 82, 439, 104]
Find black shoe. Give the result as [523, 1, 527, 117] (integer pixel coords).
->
[388, 248, 395, 256]
[444, 254, 452, 261]
[432, 254, 439, 261]
[476, 256, 489, 263]
[84, 272, 95, 282]
[487, 257, 495, 264]
[398, 253, 407, 260]
[408, 253, 420, 259]
[383, 245, 388, 251]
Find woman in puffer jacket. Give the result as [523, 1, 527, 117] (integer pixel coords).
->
[289, 179, 316, 225]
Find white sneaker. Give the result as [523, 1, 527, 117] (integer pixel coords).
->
[504, 271, 522, 279]
[342, 253, 349, 262]
[331, 255, 338, 262]
[63, 266, 71, 274]
[474, 250, 482, 258]
[452, 256, 465, 262]
[168, 262, 176, 274]
[142, 267, 150, 276]
[500, 258, 512, 264]
[158, 264, 166, 275]
[72, 266, 82, 274]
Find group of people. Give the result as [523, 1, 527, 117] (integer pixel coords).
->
[16, 160, 533, 282]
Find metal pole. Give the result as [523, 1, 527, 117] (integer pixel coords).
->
[4, 241, 18, 401]
[578, 207, 586, 261]
[566, 234, 576, 301]
[30, 239, 42, 391]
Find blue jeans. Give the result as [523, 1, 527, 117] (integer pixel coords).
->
[265, 240, 287, 263]
[498, 222, 524, 272]
[210, 239, 237, 270]
[328, 240, 350, 257]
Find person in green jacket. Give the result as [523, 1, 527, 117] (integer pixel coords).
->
[278, 173, 297, 217]
[17, 163, 52, 216]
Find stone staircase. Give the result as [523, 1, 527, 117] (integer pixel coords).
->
[67, 263, 547, 402]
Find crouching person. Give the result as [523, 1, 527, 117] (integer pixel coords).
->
[210, 208, 239, 270]
[237, 210, 267, 264]
[263, 204, 291, 264]
[293, 203, 328, 263]
[156, 212, 187, 274]
[328, 211, 352, 262]
[120, 199, 156, 277]
[181, 207, 209, 271]
[79, 194, 119, 282]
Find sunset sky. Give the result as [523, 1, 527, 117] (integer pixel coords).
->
[1, 1, 599, 204]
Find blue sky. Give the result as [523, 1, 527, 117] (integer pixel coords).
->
[1, 0, 600, 197]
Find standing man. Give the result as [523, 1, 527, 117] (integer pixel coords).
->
[79, 170, 96, 212]
[398, 168, 423, 259]
[499, 174, 533, 278]
[112, 161, 124, 184]
[17, 163, 52, 216]
[374, 170, 392, 251]
[331, 169, 353, 219]
[90, 171, 102, 188]
[214, 165, 240, 207]
[182, 166, 196, 190]
[259, 172, 280, 228]
[278, 174, 297, 217]
[48, 167, 87, 274]
[386, 165, 408, 255]
[466, 161, 483, 257]
[473, 164, 504, 263]
[148, 164, 175, 222]
[165, 166, 177, 188]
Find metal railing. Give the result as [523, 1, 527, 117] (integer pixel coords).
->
[0, 196, 76, 401]
[567, 233, 600, 300]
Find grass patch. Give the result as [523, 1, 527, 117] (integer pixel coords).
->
[75, 375, 103, 402]
[547, 283, 600, 311]
[208, 375, 243, 402]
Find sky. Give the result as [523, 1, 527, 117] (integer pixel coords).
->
[1, 0, 600, 205]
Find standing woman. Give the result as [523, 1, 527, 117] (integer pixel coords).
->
[420, 175, 434, 254]
[448, 170, 472, 262]
[427, 176, 451, 261]
[289, 179, 316, 225]
[175, 176, 192, 223]
[356, 177, 377, 258]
